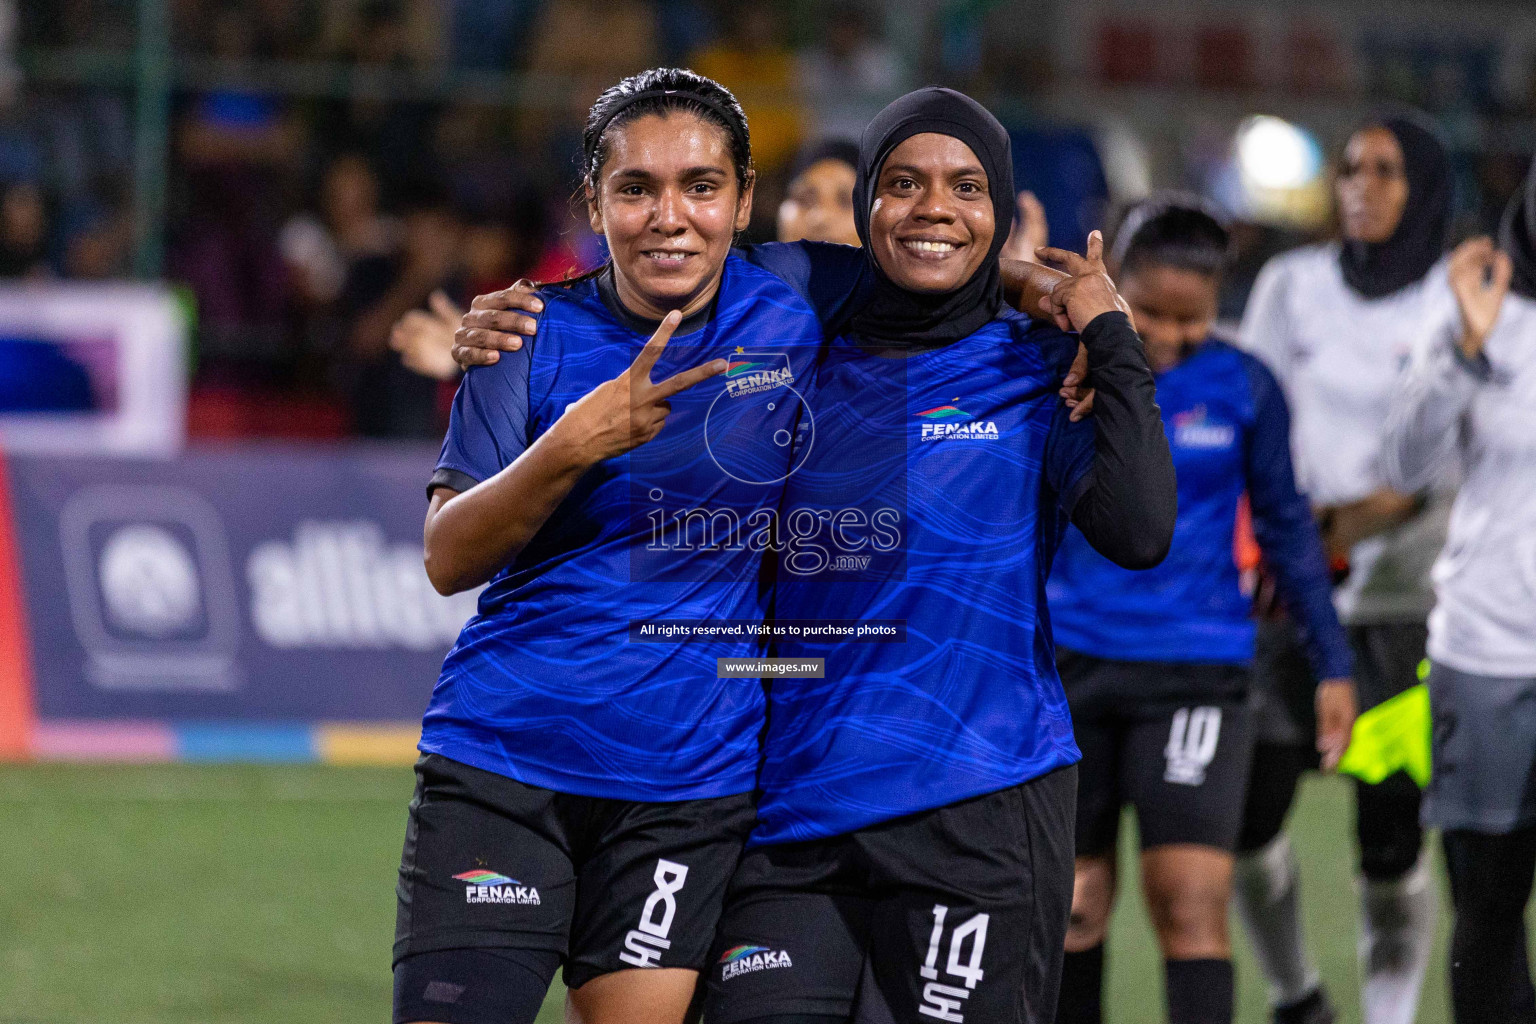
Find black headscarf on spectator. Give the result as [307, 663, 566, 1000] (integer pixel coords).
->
[1339, 115, 1452, 299]
[1500, 158, 1536, 301]
[848, 87, 1013, 347]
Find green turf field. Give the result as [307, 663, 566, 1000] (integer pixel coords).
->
[0, 764, 1457, 1023]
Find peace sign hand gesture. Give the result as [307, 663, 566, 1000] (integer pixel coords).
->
[1034, 230, 1134, 334]
[552, 311, 728, 466]
[1448, 236, 1512, 360]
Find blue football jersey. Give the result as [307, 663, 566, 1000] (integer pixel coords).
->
[420, 248, 850, 801]
[1047, 339, 1349, 678]
[752, 311, 1096, 845]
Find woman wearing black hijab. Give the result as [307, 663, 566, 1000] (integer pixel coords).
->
[702, 87, 1176, 1024]
[1383, 161, 1536, 1024]
[1236, 115, 1455, 1024]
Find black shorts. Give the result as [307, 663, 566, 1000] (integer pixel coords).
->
[1250, 617, 1427, 746]
[704, 766, 1076, 1024]
[1060, 648, 1254, 855]
[393, 754, 755, 992]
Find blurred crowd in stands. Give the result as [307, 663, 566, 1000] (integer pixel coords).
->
[4, 0, 1536, 438]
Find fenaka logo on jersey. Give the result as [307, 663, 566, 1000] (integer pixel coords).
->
[719, 944, 794, 980]
[454, 869, 541, 905]
[917, 401, 998, 442]
[1172, 405, 1235, 450]
[724, 347, 795, 397]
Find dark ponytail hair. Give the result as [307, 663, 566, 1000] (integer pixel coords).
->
[1112, 193, 1231, 278]
[581, 68, 753, 197]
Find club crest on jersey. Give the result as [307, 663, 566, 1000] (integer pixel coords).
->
[916, 402, 998, 442]
[453, 869, 541, 905]
[724, 348, 795, 398]
[1172, 405, 1235, 450]
[719, 944, 794, 980]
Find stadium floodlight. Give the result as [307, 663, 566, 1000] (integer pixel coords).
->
[1235, 115, 1323, 192]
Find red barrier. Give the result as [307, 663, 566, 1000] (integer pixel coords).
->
[0, 449, 35, 758]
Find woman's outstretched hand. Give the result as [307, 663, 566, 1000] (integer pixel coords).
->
[999, 190, 1049, 265]
[551, 311, 728, 465]
[1034, 230, 1134, 334]
[1447, 236, 1512, 359]
[391, 290, 463, 381]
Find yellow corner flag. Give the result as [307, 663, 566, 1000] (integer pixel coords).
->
[1338, 669, 1432, 789]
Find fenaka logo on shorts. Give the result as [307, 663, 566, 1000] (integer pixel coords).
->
[453, 869, 541, 905]
[917, 401, 998, 442]
[724, 348, 795, 398]
[719, 944, 794, 980]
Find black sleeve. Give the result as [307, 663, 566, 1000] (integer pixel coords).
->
[427, 467, 482, 500]
[1059, 311, 1177, 569]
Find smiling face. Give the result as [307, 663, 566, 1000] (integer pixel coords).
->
[867, 133, 995, 294]
[1117, 264, 1219, 374]
[777, 158, 860, 246]
[1337, 127, 1409, 245]
[588, 112, 754, 319]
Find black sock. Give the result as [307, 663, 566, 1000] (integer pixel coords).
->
[1444, 827, 1536, 1024]
[1055, 944, 1105, 1024]
[1164, 958, 1233, 1024]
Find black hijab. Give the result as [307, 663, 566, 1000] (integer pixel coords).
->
[1339, 114, 1452, 299]
[1499, 157, 1536, 301]
[847, 87, 1014, 347]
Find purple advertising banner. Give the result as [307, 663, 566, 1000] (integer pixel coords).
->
[8, 443, 478, 724]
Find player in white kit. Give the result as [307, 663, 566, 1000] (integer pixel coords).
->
[1235, 114, 1454, 1024]
[1383, 160, 1536, 1024]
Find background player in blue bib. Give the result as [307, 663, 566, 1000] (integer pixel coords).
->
[703, 87, 1178, 1024]
[1047, 198, 1357, 1024]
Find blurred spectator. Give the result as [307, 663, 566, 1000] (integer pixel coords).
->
[170, 5, 305, 367]
[60, 198, 130, 279]
[311, 0, 441, 199]
[388, 207, 531, 383]
[178, 7, 303, 170]
[461, 216, 519, 298]
[0, 181, 50, 277]
[340, 182, 464, 436]
[279, 152, 401, 309]
[794, 3, 907, 142]
[691, 7, 804, 174]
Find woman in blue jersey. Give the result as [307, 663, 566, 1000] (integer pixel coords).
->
[394, 69, 870, 1024]
[1046, 197, 1357, 1024]
[702, 88, 1178, 1024]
